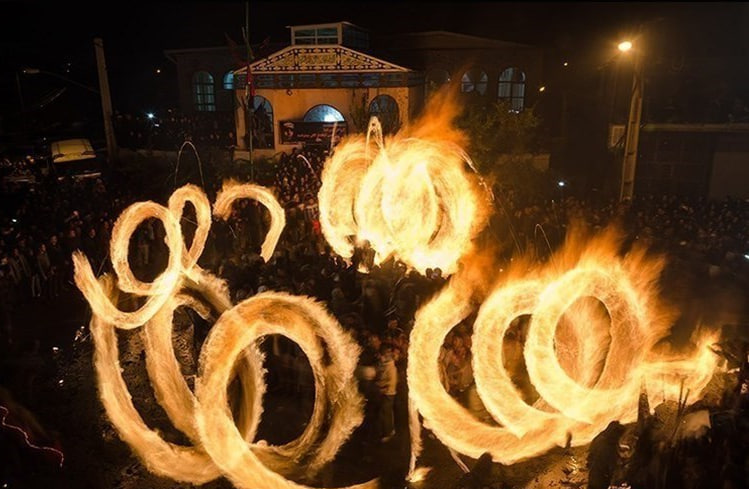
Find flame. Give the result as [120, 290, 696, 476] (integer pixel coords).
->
[74, 184, 374, 489]
[213, 180, 286, 262]
[408, 225, 721, 464]
[318, 92, 489, 275]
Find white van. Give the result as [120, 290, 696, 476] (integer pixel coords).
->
[51, 138, 102, 180]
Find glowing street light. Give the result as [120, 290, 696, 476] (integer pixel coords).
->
[539, 85, 546, 92]
[558, 181, 565, 187]
[619, 38, 644, 201]
[146, 112, 155, 120]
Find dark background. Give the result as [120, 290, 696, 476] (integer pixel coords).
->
[1, 2, 743, 114]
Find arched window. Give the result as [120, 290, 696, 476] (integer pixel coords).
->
[425, 69, 451, 93]
[368, 95, 400, 134]
[192, 71, 215, 112]
[498, 67, 526, 111]
[304, 104, 345, 123]
[223, 71, 234, 90]
[461, 69, 489, 95]
[250, 95, 274, 149]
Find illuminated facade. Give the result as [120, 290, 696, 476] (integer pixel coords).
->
[164, 21, 543, 158]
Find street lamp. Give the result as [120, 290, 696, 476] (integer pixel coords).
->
[618, 40, 643, 201]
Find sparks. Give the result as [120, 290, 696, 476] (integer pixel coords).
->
[0, 405, 64, 467]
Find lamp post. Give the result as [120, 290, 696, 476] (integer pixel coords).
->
[22, 38, 118, 164]
[618, 40, 643, 201]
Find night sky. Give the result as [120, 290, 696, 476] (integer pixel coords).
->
[0, 2, 744, 126]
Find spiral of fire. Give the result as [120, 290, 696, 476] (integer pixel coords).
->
[407, 237, 720, 466]
[318, 119, 489, 275]
[74, 184, 374, 489]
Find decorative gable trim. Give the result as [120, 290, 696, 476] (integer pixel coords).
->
[235, 45, 411, 74]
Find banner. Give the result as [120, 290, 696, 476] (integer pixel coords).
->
[279, 120, 347, 145]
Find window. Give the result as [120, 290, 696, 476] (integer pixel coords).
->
[461, 69, 488, 95]
[293, 25, 340, 45]
[425, 69, 451, 92]
[498, 67, 526, 111]
[340, 74, 360, 87]
[223, 71, 234, 90]
[297, 74, 317, 88]
[361, 74, 381, 87]
[192, 71, 215, 112]
[278, 75, 295, 88]
[369, 95, 399, 134]
[255, 74, 274, 89]
[382, 73, 405, 86]
[320, 74, 339, 88]
[295, 29, 316, 45]
[342, 25, 370, 51]
[250, 95, 274, 149]
[316, 27, 338, 44]
[304, 104, 345, 123]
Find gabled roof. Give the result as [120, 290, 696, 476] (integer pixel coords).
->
[234, 44, 411, 74]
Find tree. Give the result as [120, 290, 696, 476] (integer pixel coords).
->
[458, 99, 541, 170]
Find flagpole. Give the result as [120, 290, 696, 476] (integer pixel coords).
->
[245, 1, 254, 181]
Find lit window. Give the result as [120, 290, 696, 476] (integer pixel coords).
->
[304, 104, 345, 123]
[223, 71, 234, 90]
[192, 71, 215, 112]
[498, 67, 526, 111]
[461, 69, 488, 95]
[369, 95, 399, 134]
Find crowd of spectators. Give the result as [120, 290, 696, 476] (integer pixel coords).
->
[0, 155, 45, 183]
[113, 110, 236, 151]
[1, 141, 748, 486]
[501, 189, 749, 276]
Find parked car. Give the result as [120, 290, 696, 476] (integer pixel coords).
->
[50, 138, 103, 180]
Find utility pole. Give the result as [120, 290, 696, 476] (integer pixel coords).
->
[94, 37, 118, 165]
[15, 71, 25, 113]
[619, 49, 644, 201]
[15, 71, 26, 131]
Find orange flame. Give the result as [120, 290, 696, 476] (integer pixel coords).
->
[408, 225, 721, 464]
[74, 184, 375, 489]
[318, 91, 489, 275]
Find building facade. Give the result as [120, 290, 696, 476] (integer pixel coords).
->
[232, 23, 425, 157]
[164, 21, 544, 158]
[636, 123, 749, 199]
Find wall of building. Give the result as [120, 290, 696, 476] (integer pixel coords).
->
[377, 35, 544, 110]
[170, 49, 237, 114]
[709, 133, 749, 199]
[234, 85, 412, 156]
[636, 125, 749, 198]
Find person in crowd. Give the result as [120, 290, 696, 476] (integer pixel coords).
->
[376, 343, 398, 443]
